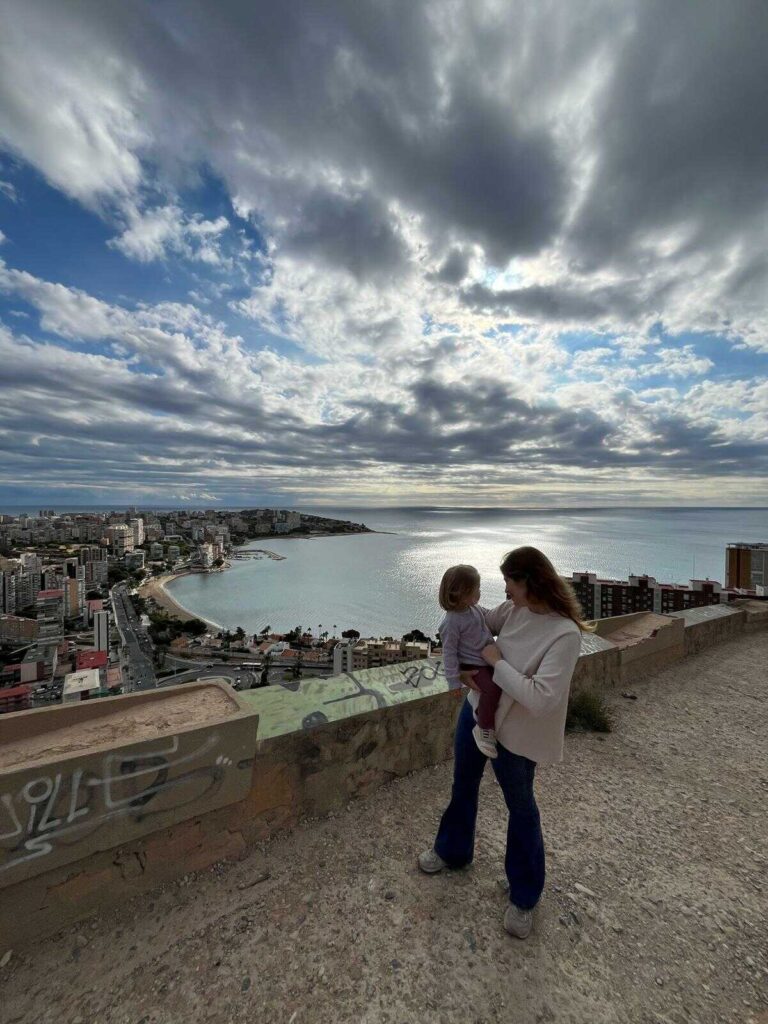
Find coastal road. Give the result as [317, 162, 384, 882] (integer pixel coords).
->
[111, 584, 157, 691]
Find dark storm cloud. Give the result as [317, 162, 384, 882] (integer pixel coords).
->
[569, 0, 768, 273]
[283, 187, 406, 283]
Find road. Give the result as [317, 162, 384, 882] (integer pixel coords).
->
[111, 584, 157, 691]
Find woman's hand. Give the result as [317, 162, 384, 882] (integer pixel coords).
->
[459, 669, 481, 692]
[481, 643, 503, 666]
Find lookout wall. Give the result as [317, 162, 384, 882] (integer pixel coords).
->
[1, 600, 765, 947]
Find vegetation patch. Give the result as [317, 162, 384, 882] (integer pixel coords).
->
[566, 689, 614, 733]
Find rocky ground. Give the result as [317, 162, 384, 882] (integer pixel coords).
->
[3, 632, 767, 1024]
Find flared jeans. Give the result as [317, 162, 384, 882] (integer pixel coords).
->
[434, 697, 546, 910]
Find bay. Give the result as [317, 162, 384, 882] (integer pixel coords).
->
[166, 506, 768, 636]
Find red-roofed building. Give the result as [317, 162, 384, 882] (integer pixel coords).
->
[76, 649, 109, 671]
[0, 684, 32, 714]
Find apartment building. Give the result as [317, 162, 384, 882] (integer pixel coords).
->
[726, 542, 768, 591]
[567, 572, 742, 620]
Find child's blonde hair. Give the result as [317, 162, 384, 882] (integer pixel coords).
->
[439, 564, 480, 611]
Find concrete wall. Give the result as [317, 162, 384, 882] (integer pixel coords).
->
[669, 604, 746, 655]
[570, 632, 621, 696]
[2, 603, 766, 947]
[0, 683, 258, 890]
[593, 612, 686, 685]
[0, 688, 462, 947]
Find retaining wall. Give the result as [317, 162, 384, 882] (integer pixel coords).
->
[2, 604, 766, 947]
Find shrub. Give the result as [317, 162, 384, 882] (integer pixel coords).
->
[566, 689, 613, 733]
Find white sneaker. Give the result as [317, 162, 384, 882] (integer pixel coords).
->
[417, 849, 447, 874]
[504, 903, 533, 939]
[472, 725, 498, 758]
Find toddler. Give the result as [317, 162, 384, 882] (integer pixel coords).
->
[438, 564, 505, 758]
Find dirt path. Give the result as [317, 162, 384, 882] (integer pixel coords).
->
[3, 632, 767, 1024]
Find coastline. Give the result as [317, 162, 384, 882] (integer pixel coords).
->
[140, 529, 386, 633]
[140, 573, 224, 631]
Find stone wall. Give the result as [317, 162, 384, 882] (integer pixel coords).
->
[0, 688, 462, 947]
[2, 603, 766, 948]
[669, 605, 746, 655]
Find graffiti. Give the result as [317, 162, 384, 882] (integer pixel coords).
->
[0, 734, 226, 876]
[243, 658, 456, 740]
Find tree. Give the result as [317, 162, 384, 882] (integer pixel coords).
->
[86, 590, 102, 601]
[260, 624, 272, 636]
[234, 625, 246, 641]
[403, 629, 430, 644]
[341, 629, 360, 639]
[184, 618, 207, 636]
[291, 651, 304, 680]
[256, 651, 272, 687]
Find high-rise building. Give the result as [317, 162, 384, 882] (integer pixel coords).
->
[107, 524, 134, 557]
[726, 542, 768, 590]
[94, 609, 110, 652]
[130, 518, 145, 547]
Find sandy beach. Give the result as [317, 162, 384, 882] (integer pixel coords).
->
[139, 572, 223, 630]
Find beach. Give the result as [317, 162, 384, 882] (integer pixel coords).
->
[139, 572, 223, 631]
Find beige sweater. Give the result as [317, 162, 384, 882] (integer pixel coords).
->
[468, 601, 582, 764]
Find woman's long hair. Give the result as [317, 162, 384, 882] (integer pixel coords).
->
[500, 546, 594, 632]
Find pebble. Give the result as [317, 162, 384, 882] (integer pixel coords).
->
[75, 934, 89, 948]
[574, 883, 598, 899]
[0, 950, 11, 968]
[241, 976, 251, 992]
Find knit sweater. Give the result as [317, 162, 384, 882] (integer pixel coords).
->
[467, 601, 582, 764]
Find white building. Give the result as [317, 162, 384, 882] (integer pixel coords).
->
[107, 524, 134, 557]
[130, 518, 145, 547]
[332, 638, 358, 675]
[62, 668, 101, 703]
[94, 609, 110, 652]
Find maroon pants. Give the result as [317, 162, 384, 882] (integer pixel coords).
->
[461, 662, 502, 730]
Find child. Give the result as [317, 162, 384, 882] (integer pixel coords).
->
[438, 564, 505, 758]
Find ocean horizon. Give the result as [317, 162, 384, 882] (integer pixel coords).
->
[163, 505, 768, 637]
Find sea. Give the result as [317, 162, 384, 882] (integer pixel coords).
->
[163, 506, 768, 636]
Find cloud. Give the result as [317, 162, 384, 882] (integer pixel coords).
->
[110, 204, 230, 264]
[1, 1, 767, 504]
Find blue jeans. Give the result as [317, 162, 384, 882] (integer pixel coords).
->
[434, 698, 545, 910]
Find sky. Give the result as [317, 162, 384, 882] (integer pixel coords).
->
[0, 0, 767, 509]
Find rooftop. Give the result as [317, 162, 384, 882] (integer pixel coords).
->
[3, 630, 767, 1023]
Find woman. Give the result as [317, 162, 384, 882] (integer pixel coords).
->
[418, 546, 592, 939]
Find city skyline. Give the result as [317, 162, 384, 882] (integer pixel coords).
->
[1, 1, 767, 507]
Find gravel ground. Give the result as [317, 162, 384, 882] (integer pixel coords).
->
[3, 631, 767, 1024]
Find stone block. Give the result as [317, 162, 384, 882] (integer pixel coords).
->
[0, 681, 258, 889]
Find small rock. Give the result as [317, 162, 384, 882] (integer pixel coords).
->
[391, 959, 401, 971]
[0, 950, 11, 968]
[384, 891, 396, 901]
[75, 934, 89, 948]
[656, 977, 664, 987]
[569, 910, 581, 926]
[241, 976, 251, 992]
[558, 915, 569, 926]
[236, 871, 270, 890]
[574, 883, 598, 899]
[463, 929, 477, 952]
[621, 691, 638, 700]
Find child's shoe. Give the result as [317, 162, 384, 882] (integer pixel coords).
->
[472, 725, 498, 758]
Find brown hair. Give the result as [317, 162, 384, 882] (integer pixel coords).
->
[439, 564, 480, 612]
[500, 546, 594, 631]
